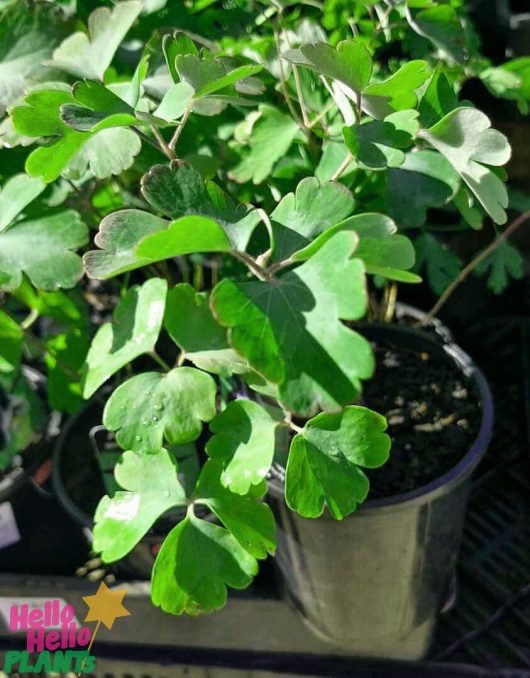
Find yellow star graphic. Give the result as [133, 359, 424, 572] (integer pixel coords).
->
[82, 581, 131, 630]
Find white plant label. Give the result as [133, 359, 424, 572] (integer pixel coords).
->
[0, 501, 20, 549]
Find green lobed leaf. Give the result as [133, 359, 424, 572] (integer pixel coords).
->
[151, 513, 257, 616]
[49, 1, 142, 80]
[174, 55, 261, 115]
[93, 448, 187, 562]
[0, 174, 45, 233]
[11, 88, 142, 182]
[140, 161, 260, 251]
[327, 214, 416, 280]
[11, 89, 87, 183]
[420, 107, 511, 224]
[0, 0, 66, 116]
[212, 232, 373, 417]
[61, 79, 138, 132]
[414, 232, 461, 294]
[453, 186, 484, 229]
[66, 127, 141, 180]
[194, 64, 264, 98]
[343, 109, 419, 171]
[163, 32, 199, 82]
[103, 367, 217, 453]
[154, 82, 195, 122]
[84, 209, 168, 279]
[151, 459, 275, 615]
[195, 460, 276, 559]
[475, 241, 524, 294]
[230, 106, 299, 185]
[164, 284, 247, 376]
[135, 215, 232, 261]
[386, 149, 461, 228]
[362, 61, 431, 119]
[0, 210, 88, 291]
[206, 400, 279, 494]
[82, 278, 167, 398]
[270, 177, 354, 262]
[405, 3, 468, 63]
[285, 406, 390, 519]
[418, 67, 459, 128]
[283, 40, 373, 93]
[176, 53, 225, 92]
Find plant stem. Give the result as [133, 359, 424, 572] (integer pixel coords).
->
[273, 25, 306, 132]
[150, 125, 175, 160]
[278, 15, 310, 127]
[232, 250, 271, 281]
[21, 308, 39, 330]
[268, 257, 294, 275]
[330, 152, 354, 181]
[168, 104, 192, 153]
[150, 350, 171, 372]
[383, 283, 398, 323]
[287, 419, 303, 434]
[308, 100, 336, 129]
[422, 210, 530, 325]
[134, 127, 168, 156]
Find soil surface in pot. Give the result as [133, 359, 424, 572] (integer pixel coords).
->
[363, 341, 481, 499]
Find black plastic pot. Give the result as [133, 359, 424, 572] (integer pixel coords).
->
[269, 312, 494, 660]
[0, 368, 89, 574]
[52, 396, 209, 580]
[52, 396, 167, 580]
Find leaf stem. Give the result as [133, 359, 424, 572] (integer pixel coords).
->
[308, 100, 336, 129]
[267, 257, 295, 275]
[383, 282, 398, 323]
[150, 350, 171, 372]
[279, 15, 310, 127]
[273, 25, 306, 132]
[134, 127, 168, 157]
[168, 104, 192, 153]
[286, 419, 303, 434]
[422, 210, 530, 325]
[150, 125, 176, 161]
[330, 152, 354, 181]
[21, 308, 39, 330]
[231, 250, 272, 281]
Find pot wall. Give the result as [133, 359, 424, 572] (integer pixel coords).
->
[269, 317, 493, 659]
[271, 475, 470, 659]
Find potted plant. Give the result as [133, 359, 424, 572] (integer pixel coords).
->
[2, 0, 529, 661]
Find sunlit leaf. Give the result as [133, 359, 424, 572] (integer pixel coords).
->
[420, 107, 511, 224]
[82, 278, 167, 398]
[212, 232, 373, 417]
[49, 1, 142, 80]
[206, 400, 278, 494]
[0, 210, 88, 291]
[285, 406, 390, 519]
[93, 448, 187, 562]
[103, 367, 217, 452]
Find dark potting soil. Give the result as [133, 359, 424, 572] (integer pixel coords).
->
[363, 342, 481, 499]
